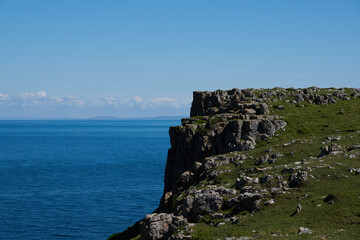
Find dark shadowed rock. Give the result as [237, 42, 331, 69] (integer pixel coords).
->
[289, 170, 308, 188]
[255, 154, 269, 166]
[320, 143, 342, 157]
[258, 103, 269, 114]
[225, 193, 263, 212]
[260, 174, 274, 184]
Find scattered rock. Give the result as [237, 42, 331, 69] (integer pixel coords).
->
[298, 227, 312, 235]
[260, 175, 274, 184]
[347, 144, 360, 151]
[255, 154, 269, 166]
[211, 213, 224, 219]
[269, 232, 281, 236]
[140, 213, 187, 240]
[289, 170, 308, 188]
[320, 143, 342, 157]
[276, 105, 284, 110]
[282, 167, 296, 173]
[348, 168, 360, 175]
[264, 199, 275, 205]
[225, 193, 263, 212]
[294, 94, 304, 103]
[236, 176, 258, 189]
[298, 194, 309, 201]
[224, 237, 253, 240]
[291, 204, 302, 216]
[258, 103, 269, 114]
[283, 140, 296, 146]
[268, 158, 276, 164]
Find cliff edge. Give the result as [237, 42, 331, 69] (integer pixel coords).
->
[109, 87, 360, 240]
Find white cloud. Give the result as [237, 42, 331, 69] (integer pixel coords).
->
[0, 91, 192, 118]
[19, 92, 35, 99]
[37, 91, 47, 98]
[0, 91, 191, 111]
[133, 96, 143, 103]
[0, 93, 9, 100]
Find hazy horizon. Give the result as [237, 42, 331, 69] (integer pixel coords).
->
[0, 115, 189, 120]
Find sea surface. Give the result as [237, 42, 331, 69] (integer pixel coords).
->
[0, 120, 179, 240]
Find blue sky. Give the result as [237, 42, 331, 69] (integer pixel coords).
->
[0, 0, 359, 118]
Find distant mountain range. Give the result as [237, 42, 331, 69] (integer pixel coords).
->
[88, 116, 188, 120]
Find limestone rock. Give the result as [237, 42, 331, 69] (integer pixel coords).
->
[320, 143, 342, 157]
[260, 174, 274, 184]
[298, 227, 312, 235]
[289, 170, 308, 188]
[258, 103, 269, 114]
[255, 154, 269, 166]
[225, 192, 263, 212]
[235, 176, 258, 189]
[180, 187, 235, 221]
[140, 213, 187, 240]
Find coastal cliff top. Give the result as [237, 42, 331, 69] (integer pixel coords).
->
[110, 87, 360, 240]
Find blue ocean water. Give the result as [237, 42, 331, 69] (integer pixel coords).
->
[0, 120, 179, 240]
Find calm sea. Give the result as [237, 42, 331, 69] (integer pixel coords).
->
[0, 120, 179, 240]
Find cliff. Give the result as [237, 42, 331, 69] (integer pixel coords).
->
[109, 87, 360, 240]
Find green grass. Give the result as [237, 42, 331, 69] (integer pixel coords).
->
[187, 97, 360, 239]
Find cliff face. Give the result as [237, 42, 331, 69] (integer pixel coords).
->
[110, 87, 360, 240]
[160, 89, 287, 213]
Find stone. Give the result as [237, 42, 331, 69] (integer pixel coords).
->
[264, 199, 275, 205]
[320, 143, 342, 157]
[298, 227, 312, 235]
[282, 167, 295, 173]
[258, 103, 269, 114]
[140, 213, 187, 240]
[181, 187, 236, 220]
[270, 153, 282, 158]
[315, 95, 328, 105]
[268, 158, 276, 164]
[289, 170, 308, 188]
[260, 174, 273, 184]
[348, 168, 360, 175]
[211, 213, 224, 219]
[291, 204, 302, 216]
[224, 237, 253, 240]
[235, 176, 259, 190]
[294, 94, 304, 103]
[178, 171, 195, 188]
[225, 193, 263, 212]
[255, 154, 269, 166]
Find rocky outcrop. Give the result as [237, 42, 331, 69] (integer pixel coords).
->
[224, 192, 263, 212]
[288, 170, 308, 188]
[160, 110, 286, 212]
[191, 89, 261, 117]
[175, 187, 236, 222]
[190, 88, 360, 118]
[140, 213, 187, 240]
[319, 143, 342, 157]
[113, 87, 360, 240]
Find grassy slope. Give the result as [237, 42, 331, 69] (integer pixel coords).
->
[190, 96, 360, 239]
